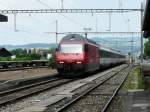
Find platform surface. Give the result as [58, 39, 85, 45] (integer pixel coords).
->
[126, 76, 150, 112]
[126, 90, 150, 112]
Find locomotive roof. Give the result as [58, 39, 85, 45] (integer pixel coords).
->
[61, 34, 98, 46]
[61, 34, 124, 56]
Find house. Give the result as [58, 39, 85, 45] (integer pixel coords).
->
[0, 48, 12, 57]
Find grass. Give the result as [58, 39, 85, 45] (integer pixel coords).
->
[136, 66, 145, 89]
[123, 66, 145, 91]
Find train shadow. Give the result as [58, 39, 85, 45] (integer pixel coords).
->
[57, 64, 123, 79]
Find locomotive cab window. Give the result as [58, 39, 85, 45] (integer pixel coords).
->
[60, 44, 83, 54]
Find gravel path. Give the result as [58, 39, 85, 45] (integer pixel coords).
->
[0, 68, 57, 80]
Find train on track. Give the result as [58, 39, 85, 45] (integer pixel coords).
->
[55, 34, 126, 76]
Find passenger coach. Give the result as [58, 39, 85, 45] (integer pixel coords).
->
[55, 34, 126, 76]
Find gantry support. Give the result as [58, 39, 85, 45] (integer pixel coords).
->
[0, 9, 142, 14]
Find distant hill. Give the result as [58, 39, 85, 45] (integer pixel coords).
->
[0, 36, 141, 55]
[0, 43, 57, 50]
[91, 37, 141, 54]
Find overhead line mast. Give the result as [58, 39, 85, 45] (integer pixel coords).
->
[61, 0, 64, 9]
[0, 9, 142, 14]
[44, 31, 141, 35]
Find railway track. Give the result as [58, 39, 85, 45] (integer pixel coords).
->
[0, 77, 75, 106]
[0, 66, 48, 72]
[55, 65, 131, 112]
[0, 60, 50, 72]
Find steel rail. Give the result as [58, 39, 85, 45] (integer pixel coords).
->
[101, 66, 131, 112]
[56, 65, 128, 112]
[0, 77, 59, 96]
[0, 66, 48, 72]
[0, 77, 74, 106]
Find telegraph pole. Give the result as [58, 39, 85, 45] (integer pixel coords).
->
[61, 0, 64, 9]
[14, 13, 17, 32]
[119, 0, 122, 9]
[107, 13, 112, 31]
[56, 20, 58, 45]
[127, 19, 130, 32]
[141, 2, 144, 63]
[83, 28, 92, 38]
[109, 13, 112, 31]
[131, 32, 134, 62]
[96, 17, 98, 32]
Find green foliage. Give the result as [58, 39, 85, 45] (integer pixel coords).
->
[0, 57, 11, 61]
[48, 48, 56, 53]
[136, 67, 145, 89]
[29, 53, 41, 60]
[144, 38, 150, 58]
[11, 48, 27, 56]
[123, 66, 144, 91]
[48, 48, 56, 69]
[0, 48, 41, 61]
[49, 56, 56, 69]
[14, 49, 40, 60]
[0, 48, 57, 69]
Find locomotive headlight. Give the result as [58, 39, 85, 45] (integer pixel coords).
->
[59, 61, 64, 64]
[76, 61, 82, 64]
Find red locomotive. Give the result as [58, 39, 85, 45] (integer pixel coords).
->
[55, 34, 125, 76]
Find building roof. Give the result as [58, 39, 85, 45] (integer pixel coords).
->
[0, 14, 8, 22]
[0, 48, 12, 57]
[143, 0, 150, 38]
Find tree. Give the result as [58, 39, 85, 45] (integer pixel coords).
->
[144, 38, 150, 58]
[11, 48, 27, 56]
[48, 48, 56, 69]
[30, 53, 41, 60]
[11, 49, 41, 61]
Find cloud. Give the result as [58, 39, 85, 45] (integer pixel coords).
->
[0, 0, 142, 45]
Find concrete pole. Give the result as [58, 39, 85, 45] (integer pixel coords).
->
[96, 17, 98, 32]
[61, 0, 64, 9]
[132, 32, 134, 62]
[109, 12, 111, 31]
[14, 13, 17, 32]
[56, 20, 58, 45]
[140, 1, 144, 76]
[141, 2, 144, 63]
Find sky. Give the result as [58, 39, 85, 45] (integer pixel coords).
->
[0, 0, 146, 45]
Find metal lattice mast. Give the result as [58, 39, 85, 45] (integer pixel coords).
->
[0, 9, 142, 14]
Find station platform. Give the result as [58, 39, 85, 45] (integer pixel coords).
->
[126, 90, 150, 112]
[125, 64, 150, 112]
[126, 68, 150, 112]
[141, 63, 150, 77]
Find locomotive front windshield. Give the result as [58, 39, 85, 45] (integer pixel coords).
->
[60, 44, 83, 53]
